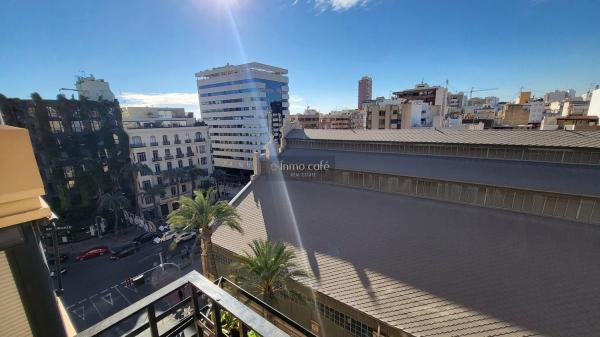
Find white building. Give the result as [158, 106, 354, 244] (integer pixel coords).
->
[195, 62, 289, 171]
[544, 89, 575, 103]
[588, 87, 600, 119]
[447, 92, 466, 108]
[123, 107, 213, 219]
[526, 101, 545, 123]
[75, 75, 115, 102]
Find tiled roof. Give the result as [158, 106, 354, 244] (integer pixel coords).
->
[279, 148, 600, 197]
[286, 128, 600, 149]
[213, 177, 600, 337]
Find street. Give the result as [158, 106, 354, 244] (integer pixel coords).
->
[56, 236, 201, 335]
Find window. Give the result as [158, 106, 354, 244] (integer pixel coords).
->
[142, 180, 151, 190]
[178, 160, 183, 168]
[145, 196, 154, 204]
[188, 158, 193, 167]
[171, 186, 176, 196]
[198, 145, 206, 153]
[90, 120, 101, 131]
[137, 152, 147, 162]
[64, 166, 74, 178]
[71, 120, 84, 133]
[67, 180, 76, 189]
[165, 149, 171, 156]
[49, 121, 64, 133]
[152, 150, 159, 160]
[181, 184, 187, 193]
[47, 106, 59, 118]
[162, 135, 169, 144]
[176, 148, 183, 155]
[187, 146, 192, 153]
[167, 162, 172, 170]
[201, 157, 207, 165]
[155, 163, 161, 173]
[150, 135, 157, 144]
[132, 136, 142, 145]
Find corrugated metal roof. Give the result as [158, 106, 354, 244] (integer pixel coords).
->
[213, 178, 600, 337]
[286, 128, 600, 149]
[279, 148, 600, 197]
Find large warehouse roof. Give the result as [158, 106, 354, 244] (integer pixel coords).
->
[213, 176, 600, 337]
[286, 128, 600, 149]
[279, 148, 600, 197]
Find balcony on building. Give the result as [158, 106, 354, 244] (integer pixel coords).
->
[164, 154, 174, 160]
[194, 137, 205, 143]
[150, 141, 159, 146]
[187, 152, 194, 157]
[174, 139, 182, 145]
[185, 139, 192, 143]
[74, 271, 314, 337]
[176, 153, 184, 158]
[130, 142, 146, 148]
[152, 156, 163, 162]
[163, 140, 171, 145]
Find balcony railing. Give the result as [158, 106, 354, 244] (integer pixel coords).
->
[163, 140, 171, 145]
[164, 154, 174, 160]
[176, 153, 184, 158]
[152, 156, 162, 162]
[130, 143, 146, 148]
[185, 139, 192, 143]
[150, 141, 159, 146]
[174, 139, 182, 144]
[195, 138, 205, 143]
[187, 152, 194, 157]
[74, 271, 312, 337]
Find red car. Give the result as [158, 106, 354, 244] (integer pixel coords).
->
[76, 246, 109, 261]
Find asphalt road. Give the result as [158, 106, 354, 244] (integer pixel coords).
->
[57, 238, 201, 335]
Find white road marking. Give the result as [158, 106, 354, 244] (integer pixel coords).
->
[100, 292, 114, 306]
[113, 285, 131, 304]
[88, 295, 104, 319]
[71, 305, 86, 321]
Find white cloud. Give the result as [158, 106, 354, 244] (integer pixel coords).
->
[314, 0, 368, 11]
[118, 92, 200, 115]
[288, 94, 308, 115]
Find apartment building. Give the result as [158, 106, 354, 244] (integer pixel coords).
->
[562, 99, 590, 116]
[195, 62, 289, 171]
[289, 109, 320, 129]
[0, 94, 130, 224]
[320, 111, 351, 129]
[544, 89, 575, 103]
[365, 99, 440, 129]
[447, 92, 466, 108]
[358, 75, 372, 109]
[393, 82, 448, 106]
[123, 107, 213, 219]
[75, 75, 115, 102]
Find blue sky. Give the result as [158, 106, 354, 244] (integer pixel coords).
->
[1, 0, 599, 116]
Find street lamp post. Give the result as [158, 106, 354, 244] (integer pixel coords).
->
[51, 220, 63, 295]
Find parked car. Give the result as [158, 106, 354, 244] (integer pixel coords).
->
[110, 243, 138, 260]
[76, 246, 109, 261]
[47, 253, 68, 263]
[132, 232, 160, 245]
[161, 230, 178, 242]
[175, 231, 196, 243]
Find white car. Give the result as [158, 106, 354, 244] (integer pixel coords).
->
[161, 230, 178, 242]
[175, 231, 196, 243]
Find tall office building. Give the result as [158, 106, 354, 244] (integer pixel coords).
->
[195, 62, 289, 171]
[358, 75, 372, 109]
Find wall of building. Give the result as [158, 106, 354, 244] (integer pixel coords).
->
[196, 63, 289, 171]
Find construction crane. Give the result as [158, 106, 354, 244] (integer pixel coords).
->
[468, 87, 498, 99]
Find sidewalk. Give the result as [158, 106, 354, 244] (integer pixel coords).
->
[58, 228, 146, 255]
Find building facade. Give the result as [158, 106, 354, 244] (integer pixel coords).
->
[447, 92, 466, 108]
[123, 107, 213, 219]
[365, 100, 439, 129]
[544, 89, 575, 103]
[393, 83, 448, 107]
[358, 76, 372, 109]
[289, 109, 320, 129]
[195, 62, 289, 171]
[0, 94, 130, 228]
[75, 75, 116, 102]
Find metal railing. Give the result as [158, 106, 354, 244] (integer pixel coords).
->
[150, 141, 159, 146]
[130, 143, 146, 148]
[164, 154, 174, 160]
[74, 271, 291, 337]
[152, 156, 162, 162]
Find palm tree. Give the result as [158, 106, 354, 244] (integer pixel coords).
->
[187, 167, 208, 192]
[98, 190, 129, 235]
[162, 167, 186, 198]
[211, 169, 227, 197]
[141, 184, 165, 218]
[167, 188, 242, 280]
[120, 161, 152, 215]
[234, 239, 309, 306]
